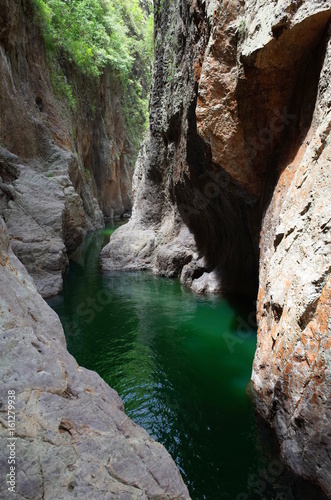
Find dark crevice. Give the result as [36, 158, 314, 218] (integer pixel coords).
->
[59, 418, 75, 437]
[299, 298, 319, 330]
[175, 96, 260, 297]
[272, 16, 290, 40]
[300, 202, 311, 217]
[261, 14, 331, 212]
[173, 12, 330, 300]
[274, 232, 284, 249]
[31, 341, 42, 354]
[294, 416, 305, 429]
[272, 303, 283, 323]
[35, 96, 43, 112]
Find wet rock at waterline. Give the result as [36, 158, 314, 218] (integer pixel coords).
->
[0, 0, 133, 296]
[252, 18, 331, 496]
[0, 217, 190, 499]
[101, 0, 260, 298]
[0, 0, 330, 496]
[102, 0, 331, 495]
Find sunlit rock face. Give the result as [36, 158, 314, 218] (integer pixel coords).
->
[0, 217, 190, 499]
[251, 18, 331, 497]
[102, 0, 331, 494]
[102, 0, 261, 297]
[0, 0, 132, 296]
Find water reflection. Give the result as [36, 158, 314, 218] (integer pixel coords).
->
[48, 224, 327, 500]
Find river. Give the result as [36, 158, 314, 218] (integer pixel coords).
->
[47, 223, 326, 500]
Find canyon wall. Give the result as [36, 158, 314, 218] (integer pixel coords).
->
[102, 0, 331, 495]
[251, 8, 331, 495]
[0, 0, 133, 297]
[101, 0, 262, 296]
[0, 216, 189, 499]
[0, 3, 191, 497]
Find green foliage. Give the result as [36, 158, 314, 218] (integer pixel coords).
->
[32, 0, 154, 159]
[32, 0, 134, 77]
[238, 18, 246, 40]
[84, 168, 91, 182]
[122, 78, 149, 152]
[50, 67, 77, 111]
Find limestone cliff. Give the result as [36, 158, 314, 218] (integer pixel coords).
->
[0, 217, 189, 499]
[0, 0, 133, 297]
[102, 0, 331, 495]
[101, 0, 261, 297]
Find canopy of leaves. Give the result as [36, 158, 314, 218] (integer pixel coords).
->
[33, 0, 153, 78]
[32, 0, 154, 151]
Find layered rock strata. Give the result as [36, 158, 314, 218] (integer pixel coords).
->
[102, 0, 331, 495]
[0, 0, 132, 296]
[251, 15, 331, 497]
[0, 217, 190, 499]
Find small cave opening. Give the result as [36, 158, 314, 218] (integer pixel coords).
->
[175, 11, 330, 310]
[35, 96, 44, 112]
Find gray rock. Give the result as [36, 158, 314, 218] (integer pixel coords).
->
[251, 19, 331, 497]
[0, 0, 137, 296]
[191, 270, 222, 295]
[0, 158, 68, 297]
[101, 0, 260, 297]
[0, 217, 190, 499]
[102, 0, 331, 496]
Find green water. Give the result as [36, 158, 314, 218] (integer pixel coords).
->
[48, 223, 326, 500]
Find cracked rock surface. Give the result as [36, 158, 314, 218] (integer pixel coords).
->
[0, 218, 190, 499]
[252, 18, 331, 497]
[0, 0, 133, 296]
[101, 0, 331, 494]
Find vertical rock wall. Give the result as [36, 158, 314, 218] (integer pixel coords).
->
[252, 18, 331, 497]
[102, 0, 331, 495]
[0, 0, 132, 296]
[101, 0, 261, 297]
[0, 216, 190, 499]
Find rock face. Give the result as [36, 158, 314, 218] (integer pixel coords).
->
[101, 0, 261, 297]
[102, 0, 331, 495]
[0, 217, 190, 499]
[0, 0, 133, 296]
[251, 15, 331, 497]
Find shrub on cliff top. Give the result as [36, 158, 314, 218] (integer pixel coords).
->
[32, 0, 152, 78]
[32, 0, 154, 153]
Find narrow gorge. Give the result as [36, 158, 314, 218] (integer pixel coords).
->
[0, 0, 330, 499]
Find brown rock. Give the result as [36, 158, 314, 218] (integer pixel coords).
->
[0, 0, 134, 296]
[102, 0, 331, 495]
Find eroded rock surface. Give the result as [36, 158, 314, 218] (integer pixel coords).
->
[101, 0, 260, 296]
[252, 19, 331, 497]
[0, 0, 133, 296]
[0, 217, 190, 499]
[102, 0, 331, 494]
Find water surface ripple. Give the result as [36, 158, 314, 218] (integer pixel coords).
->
[48, 224, 326, 500]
